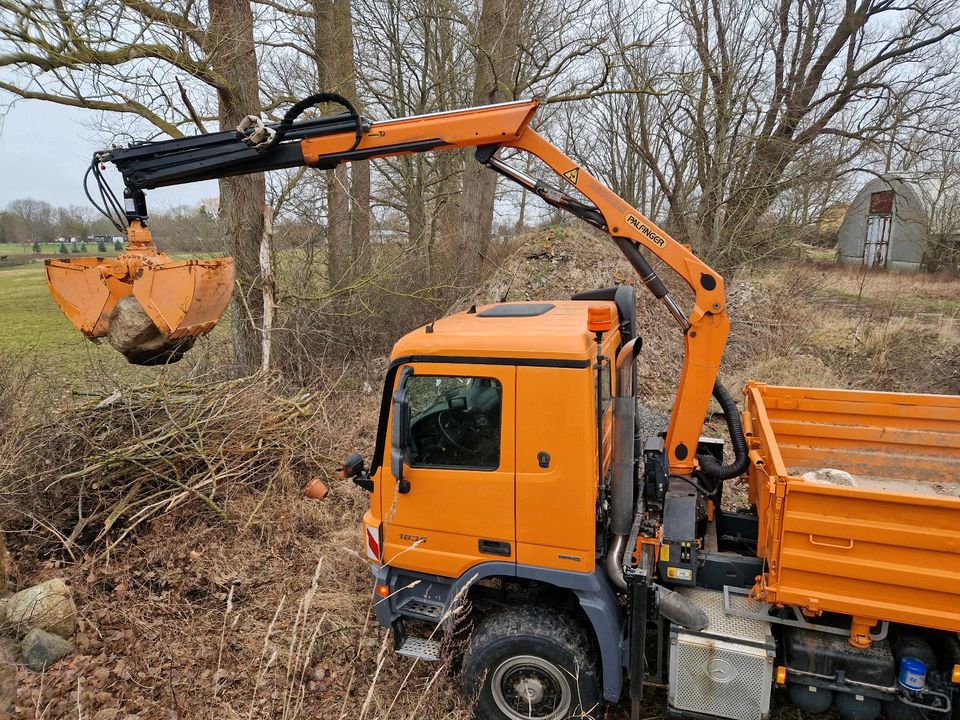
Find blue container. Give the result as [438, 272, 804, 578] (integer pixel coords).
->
[898, 656, 927, 692]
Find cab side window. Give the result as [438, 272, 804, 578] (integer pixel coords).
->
[598, 358, 612, 412]
[406, 375, 502, 470]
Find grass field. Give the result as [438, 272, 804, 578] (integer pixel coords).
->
[0, 262, 82, 354]
[0, 258, 227, 398]
[0, 241, 88, 254]
[0, 242, 32, 254]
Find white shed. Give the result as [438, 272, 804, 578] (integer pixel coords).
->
[837, 176, 928, 271]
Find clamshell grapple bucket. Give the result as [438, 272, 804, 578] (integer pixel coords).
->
[45, 221, 234, 365]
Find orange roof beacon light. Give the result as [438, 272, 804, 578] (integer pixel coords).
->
[587, 305, 615, 333]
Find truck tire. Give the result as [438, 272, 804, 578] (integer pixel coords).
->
[462, 605, 602, 720]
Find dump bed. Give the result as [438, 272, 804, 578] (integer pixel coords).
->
[743, 382, 960, 634]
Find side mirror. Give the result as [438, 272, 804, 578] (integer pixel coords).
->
[342, 453, 373, 492]
[391, 368, 413, 494]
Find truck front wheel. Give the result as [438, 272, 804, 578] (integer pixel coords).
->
[463, 605, 602, 720]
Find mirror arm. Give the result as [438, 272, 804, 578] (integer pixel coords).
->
[353, 473, 374, 492]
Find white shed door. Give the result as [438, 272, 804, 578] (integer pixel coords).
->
[864, 214, 891, 267]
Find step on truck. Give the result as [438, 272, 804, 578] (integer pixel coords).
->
[48, 91, 960, 720]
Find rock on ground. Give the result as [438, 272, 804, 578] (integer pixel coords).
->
[0, 637, 16, 712]
[5, 578, 77, 638]
[106, 296, 194, 366]
[92, 710, 141, 720]
[21, 628, 74, 672]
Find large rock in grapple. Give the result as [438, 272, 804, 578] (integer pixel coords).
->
[106, 296, 195, 365]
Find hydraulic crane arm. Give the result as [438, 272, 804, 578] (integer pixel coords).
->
[74, 95, 729, 475]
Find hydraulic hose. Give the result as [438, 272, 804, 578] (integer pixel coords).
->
[266, 92, 363, 152]
[697, 380, 750, 480]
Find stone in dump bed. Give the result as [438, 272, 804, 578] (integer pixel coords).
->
[792, 467, 960, 499]
[106, 296, 195, 365]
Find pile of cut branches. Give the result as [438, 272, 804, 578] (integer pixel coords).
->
[0, 375, 330, 557]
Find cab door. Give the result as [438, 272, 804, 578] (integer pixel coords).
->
[382, 362, 516, 578]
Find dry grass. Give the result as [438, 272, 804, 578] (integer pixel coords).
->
[1, 370, 475, 719]
[0, 375, 329, 562]
[11, 477, 471, 718]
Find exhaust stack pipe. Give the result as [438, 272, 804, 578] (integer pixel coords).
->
[606, 337, 641, 591]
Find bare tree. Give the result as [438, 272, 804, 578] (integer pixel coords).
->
[0, 0, 269, 366]
[312, 0, 371, 289]
[582, 0, 960, 266]
[457, 0, 524, 285]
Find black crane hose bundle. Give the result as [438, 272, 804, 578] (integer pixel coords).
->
[267, 91, 363, 152]
[698, 380, 750, 481]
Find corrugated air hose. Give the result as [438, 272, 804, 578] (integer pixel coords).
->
[697, 380, 750, 481]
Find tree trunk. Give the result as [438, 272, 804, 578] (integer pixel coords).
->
[260, 203, 276, 372]
[325, 165, 352, 290]
[207, 0, 265, 369]
[340, 0, 371, 277]
[458, 0, 522, 287]
[315, 0, 369, 290]
[404, 158, 429, 280]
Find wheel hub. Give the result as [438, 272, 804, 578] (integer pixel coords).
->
[514, 675, 545, 704]
[491, 655, 572, 720]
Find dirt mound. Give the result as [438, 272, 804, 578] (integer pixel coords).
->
[473, 226, 634, 304]
[472, 227, 698, 411]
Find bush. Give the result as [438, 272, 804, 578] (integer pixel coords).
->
[32, 241, 40, 253]
[0, 376, 327, 553]
[58, 242, 68, 254]
[97, 241, 106, 253]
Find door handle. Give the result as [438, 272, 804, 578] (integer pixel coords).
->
[479, 539, 511, 557]
[808, 534, 854, 550]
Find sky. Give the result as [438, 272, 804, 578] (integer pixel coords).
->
[0, 100, 218, 211]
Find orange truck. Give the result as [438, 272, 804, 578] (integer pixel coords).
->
[46, 94, 960, 720]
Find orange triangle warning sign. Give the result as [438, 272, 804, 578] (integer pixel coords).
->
[562, 167, 580, 185]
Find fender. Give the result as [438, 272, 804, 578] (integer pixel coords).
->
[372, 561, 625, 701]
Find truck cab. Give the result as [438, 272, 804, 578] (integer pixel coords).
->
[348, 289, 960, 720]
[365, 297, 623, 578]
[357, 293, 633, 714]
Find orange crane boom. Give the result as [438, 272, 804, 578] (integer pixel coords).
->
[49, 94, 729, 474]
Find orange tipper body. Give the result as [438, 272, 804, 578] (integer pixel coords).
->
[366, 300, 620, 578]
[45, 220, 234, 341]
[744, 382, 960, 635]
